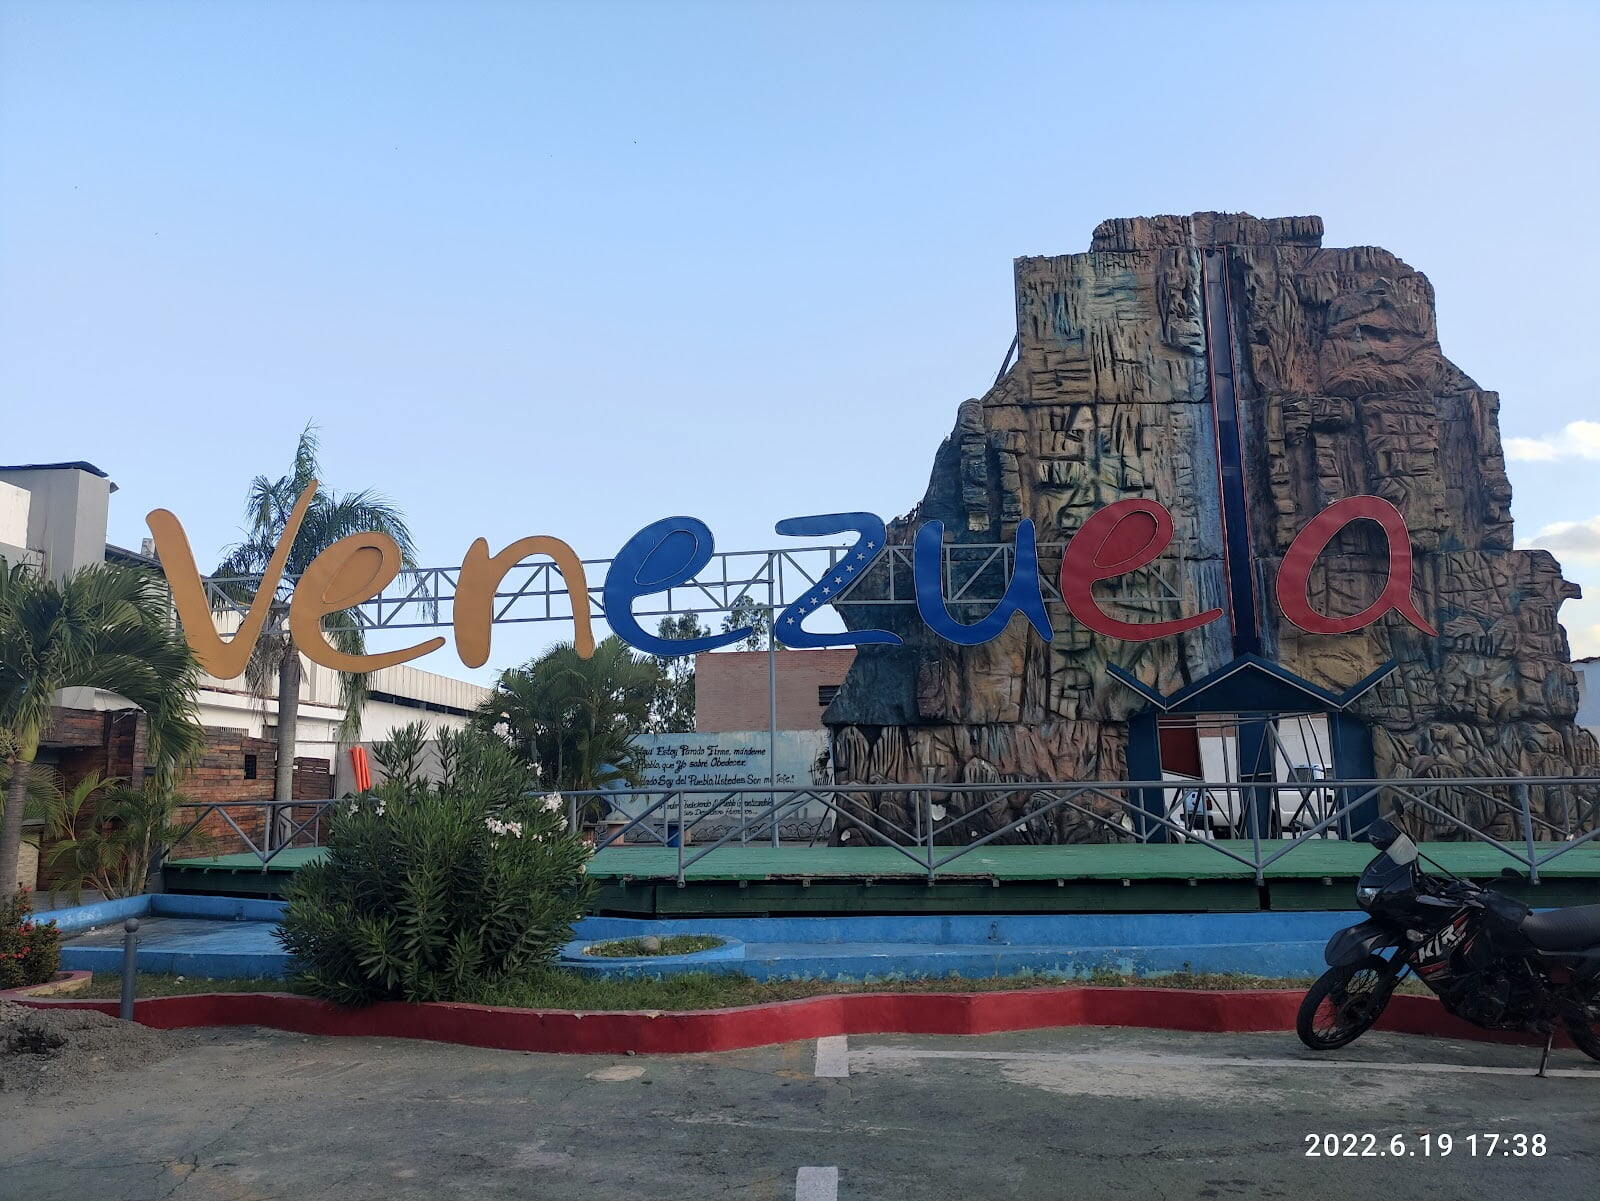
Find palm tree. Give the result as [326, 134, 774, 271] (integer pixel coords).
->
[214, 423, 420, 846]
[477, 635, 659, 809]
[0, 560, 205, 891]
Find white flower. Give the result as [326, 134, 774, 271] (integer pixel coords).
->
[485, 817, 524, 839]
[374, 801, 386, 817]
[543, 795, 564, 813]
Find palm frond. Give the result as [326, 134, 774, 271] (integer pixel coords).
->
[324, 611, 370, 742]
[291, 421, 322, 492]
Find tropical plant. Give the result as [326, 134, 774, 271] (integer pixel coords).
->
[0, 559, 204, 893]
[648, 614, 708, 733]
[721, 595, 771, 652]
[477, 635, 657, 795]
[213, 422, 421, 847]
[40, 772, 208, 901]
[0, 886, 59, 991]
[278, 723, 590, 1005]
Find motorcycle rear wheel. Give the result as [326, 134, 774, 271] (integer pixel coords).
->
[1567, 1020, 1600, 1063]
[1297, 956, 1397, 1051]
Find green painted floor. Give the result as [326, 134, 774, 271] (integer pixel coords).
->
[163, 838, 1600, 882]
[579, 839, 1600, 881]
[166, 847, 324, 873]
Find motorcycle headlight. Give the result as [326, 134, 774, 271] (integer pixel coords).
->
[1356, 884, 1381, 907]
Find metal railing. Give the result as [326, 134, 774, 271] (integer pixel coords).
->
[159, 776, 1600, 889]
[166, 799, 332, 868]
[571, 776, 1600, 887]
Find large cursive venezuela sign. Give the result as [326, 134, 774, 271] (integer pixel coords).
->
[147, 483, 1434, 678]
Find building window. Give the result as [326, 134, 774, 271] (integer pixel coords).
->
[244, 753, 258, 780]
[818, 685, 840, 707]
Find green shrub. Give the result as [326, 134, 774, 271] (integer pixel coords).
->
[278, 725, 591, 1006]
[0, 887, 61, 990]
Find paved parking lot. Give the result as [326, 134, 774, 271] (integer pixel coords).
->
[2, 1023, 1597, 1199]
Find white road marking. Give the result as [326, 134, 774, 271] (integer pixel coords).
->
[814, 1034, 850, 1078]
[848, 1047, 1600, 1080]
[795, 1165, 839, 1201]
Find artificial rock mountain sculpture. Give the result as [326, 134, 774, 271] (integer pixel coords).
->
[824, 213, 1597, 842]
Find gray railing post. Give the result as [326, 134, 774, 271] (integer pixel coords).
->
[119, 918, 140, 1022]
[1248, 784, 1264, 887]
[1517, 782, 1540, 884]
[676, 789, 686, 886]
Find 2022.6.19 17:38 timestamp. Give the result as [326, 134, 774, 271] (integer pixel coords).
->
[1304, 1133, 1548, 1157]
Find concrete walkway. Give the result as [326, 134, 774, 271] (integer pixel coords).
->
[2, 1025, 1596, 1199]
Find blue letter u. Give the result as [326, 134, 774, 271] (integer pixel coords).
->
[913, 519, 1052, 646]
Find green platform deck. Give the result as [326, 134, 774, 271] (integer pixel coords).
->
[161, 839, 1600, 915]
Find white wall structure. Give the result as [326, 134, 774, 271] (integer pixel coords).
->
[196, 658, 491, 794]
[0, 463, 114, 580]
[1577, 658, 1600, 738]
[611, 730, 832, 841]
[0, 478, 35, 567]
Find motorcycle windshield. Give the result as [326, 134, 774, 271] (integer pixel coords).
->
[1386, 834, 1419, 866]
[1360, 834, 1419, 891]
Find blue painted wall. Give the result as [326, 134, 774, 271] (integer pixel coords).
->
[41, 893, 1365, 983]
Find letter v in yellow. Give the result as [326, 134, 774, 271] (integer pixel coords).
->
[146, 479, 319, 679]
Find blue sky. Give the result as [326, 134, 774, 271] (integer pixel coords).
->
[3, 0, 1598, 675]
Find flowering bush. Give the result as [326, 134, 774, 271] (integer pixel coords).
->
[0, 887, 60, 991]
[278, 725, 591, 1006]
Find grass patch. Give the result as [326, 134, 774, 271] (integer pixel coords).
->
[84, 966, 1429, 1010]
[463, 967, 1322, 1011]
[583, 935, 724, 958]
[86, 973, 287, 998]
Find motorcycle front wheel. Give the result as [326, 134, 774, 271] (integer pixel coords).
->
[1567, 1019, 1600, 1063]
[1297, 956, 1398, 1051]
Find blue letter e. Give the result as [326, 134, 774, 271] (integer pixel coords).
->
[603, 516, 750, 656]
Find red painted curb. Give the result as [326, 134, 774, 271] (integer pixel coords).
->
[11, 986, 1573, 1055]
[0, 970, 93, 1001]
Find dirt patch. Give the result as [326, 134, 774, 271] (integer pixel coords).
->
[0, 999, 175, 1094]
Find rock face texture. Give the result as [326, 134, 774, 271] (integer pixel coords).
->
[825, 213, 1597, 841]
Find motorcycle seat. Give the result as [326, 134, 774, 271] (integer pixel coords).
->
[1519, 903, 1600, 952]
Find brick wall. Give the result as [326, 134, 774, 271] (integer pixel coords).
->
[42, 706, 148, 802]
[170, 730, 331, 857]
[29, 704, 334, 875]
[41, 706, 110, 749]
[694, 648, 857, 733]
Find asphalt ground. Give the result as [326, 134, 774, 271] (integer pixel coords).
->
[2, 1023, 1597, 1200]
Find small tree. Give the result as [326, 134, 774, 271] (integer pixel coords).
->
[278, 724, 590, 1005]
[722, 596, 771, 651]
[648, 614, 708, 733]
[214, 423, 422, 847]
[477, 636, 656, 792]
[41, 773, 206, 901]
[0, 560, 204, 893]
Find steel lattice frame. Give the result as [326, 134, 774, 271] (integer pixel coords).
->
[202, 541, 1191, 632]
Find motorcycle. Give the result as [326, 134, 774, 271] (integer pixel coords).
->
[1297, 818, 1600, 1073]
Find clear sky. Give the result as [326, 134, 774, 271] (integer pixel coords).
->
[3, 0, 1598, 676]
